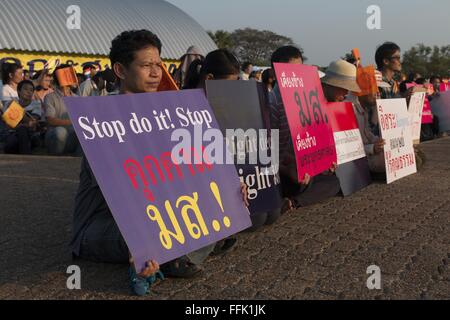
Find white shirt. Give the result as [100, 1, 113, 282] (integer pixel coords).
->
[240, 72, 250, 81]
[2, 84, 18, 106]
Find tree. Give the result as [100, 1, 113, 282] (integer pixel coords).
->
[402, 44, 450, 78]
[208, 28, 303, 66]
[230, 28, 298, 66]
[207, 30, 234, 50]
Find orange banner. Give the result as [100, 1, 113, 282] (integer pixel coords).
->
[355, 65, 379, 96]
[352, 48, 361, 66]
[2, 100, 25, 128]
[158, 63, 179, 92]
[55, 66, 78, 87]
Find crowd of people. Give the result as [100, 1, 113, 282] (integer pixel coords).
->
[1, 29, 449, 296]
[0, 62, 117, 155]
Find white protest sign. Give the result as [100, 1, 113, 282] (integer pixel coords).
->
[328, 102, 366, 165]
[334, 129, 365, 165]
[377, 99, 417, 184]
[408, 91, 426, 143]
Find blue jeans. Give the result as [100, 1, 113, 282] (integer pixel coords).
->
[46, 126, 81, 155]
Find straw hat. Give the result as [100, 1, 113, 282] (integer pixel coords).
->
[321, 60, 361, 92]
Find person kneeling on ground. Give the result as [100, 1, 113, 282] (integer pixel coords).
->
[268, 46, 341, 212]
[345, 70, 388, 175]
[184, 49, 277, 232]
[71, 30, 248, 296]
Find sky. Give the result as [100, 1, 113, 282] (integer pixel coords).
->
[166, 0, 450, 67]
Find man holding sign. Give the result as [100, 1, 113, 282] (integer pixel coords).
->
[68, 30, 251, 295]
[44, 65, 81, 155]
[270, 46, 340, 210]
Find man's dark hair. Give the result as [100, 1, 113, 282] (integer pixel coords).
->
[399, 80, 408, 93]
[375, 42, 401, 70]
[183, 49, 240, 89]
[109, 30, 162, 69]
[242, 61, 252, 72]
[415, 77, 426, 85]
[262, 68, 275, 85]
[430, 75, 441, 83]
[32, 70, 42, 81]
[1, 62, 23, 84]
[271, 46, 304, 68]
[17, 79, 35, 92]
[101, 68, 117, 83]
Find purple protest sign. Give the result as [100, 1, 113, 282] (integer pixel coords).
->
[64, 89, 251, 271]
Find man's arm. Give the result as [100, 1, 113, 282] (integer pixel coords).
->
[46, 116, 71, 127]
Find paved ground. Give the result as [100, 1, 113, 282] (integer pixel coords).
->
[0, 138, 449, 300]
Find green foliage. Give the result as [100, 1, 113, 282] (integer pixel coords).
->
[402, 44, 450, 78]
[207, 30, 234, 50]
[207, 28, 303, 66]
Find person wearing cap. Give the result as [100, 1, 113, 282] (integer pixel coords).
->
[321, 59, 362, 103]
[268, 46, 341, 212]
[79, 64, 100, 97]
[173, 46, 204, 88]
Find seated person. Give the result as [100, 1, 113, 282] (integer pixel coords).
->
[1, 62, 23, 106]
[71, 30, 249, 295]
[268, 46, 340, 211]
[79, 63, 100, 97]
[346, 71, 388, 174]
[32, 70, 54, 102]
[3, 80, 44, 154]
[44, 65, 81, 156]
[184, 49, 280, 232]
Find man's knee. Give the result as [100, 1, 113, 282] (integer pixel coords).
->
[53, 127, 69, 142]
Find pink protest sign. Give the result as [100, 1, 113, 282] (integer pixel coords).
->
[422, 97, 433, 124]
[273, 63, 337, 181]
[440, 83, 449, 92]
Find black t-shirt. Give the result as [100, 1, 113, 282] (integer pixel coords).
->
[70, 156, 112, 256]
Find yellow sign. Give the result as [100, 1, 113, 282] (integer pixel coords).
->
[2, 101, 25, 128]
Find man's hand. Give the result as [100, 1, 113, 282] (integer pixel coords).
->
[138, 260, 159, 278]
[330, 162, 337, 173]
[240, 182, 250, 207]
[374, 139, 386, 154]
[28, 118, 38, 130]
[300, 173, 311, 185]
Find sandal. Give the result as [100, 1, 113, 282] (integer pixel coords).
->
[160, 256, 202, 278]
[210, 237, 237, 256]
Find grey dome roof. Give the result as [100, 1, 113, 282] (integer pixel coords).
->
[0, 0, 217, 59]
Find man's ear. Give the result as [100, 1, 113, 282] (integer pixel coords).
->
[205, 73, 214, 81]
[383, 58, 390, 67]
[113, 63, 126, 81]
